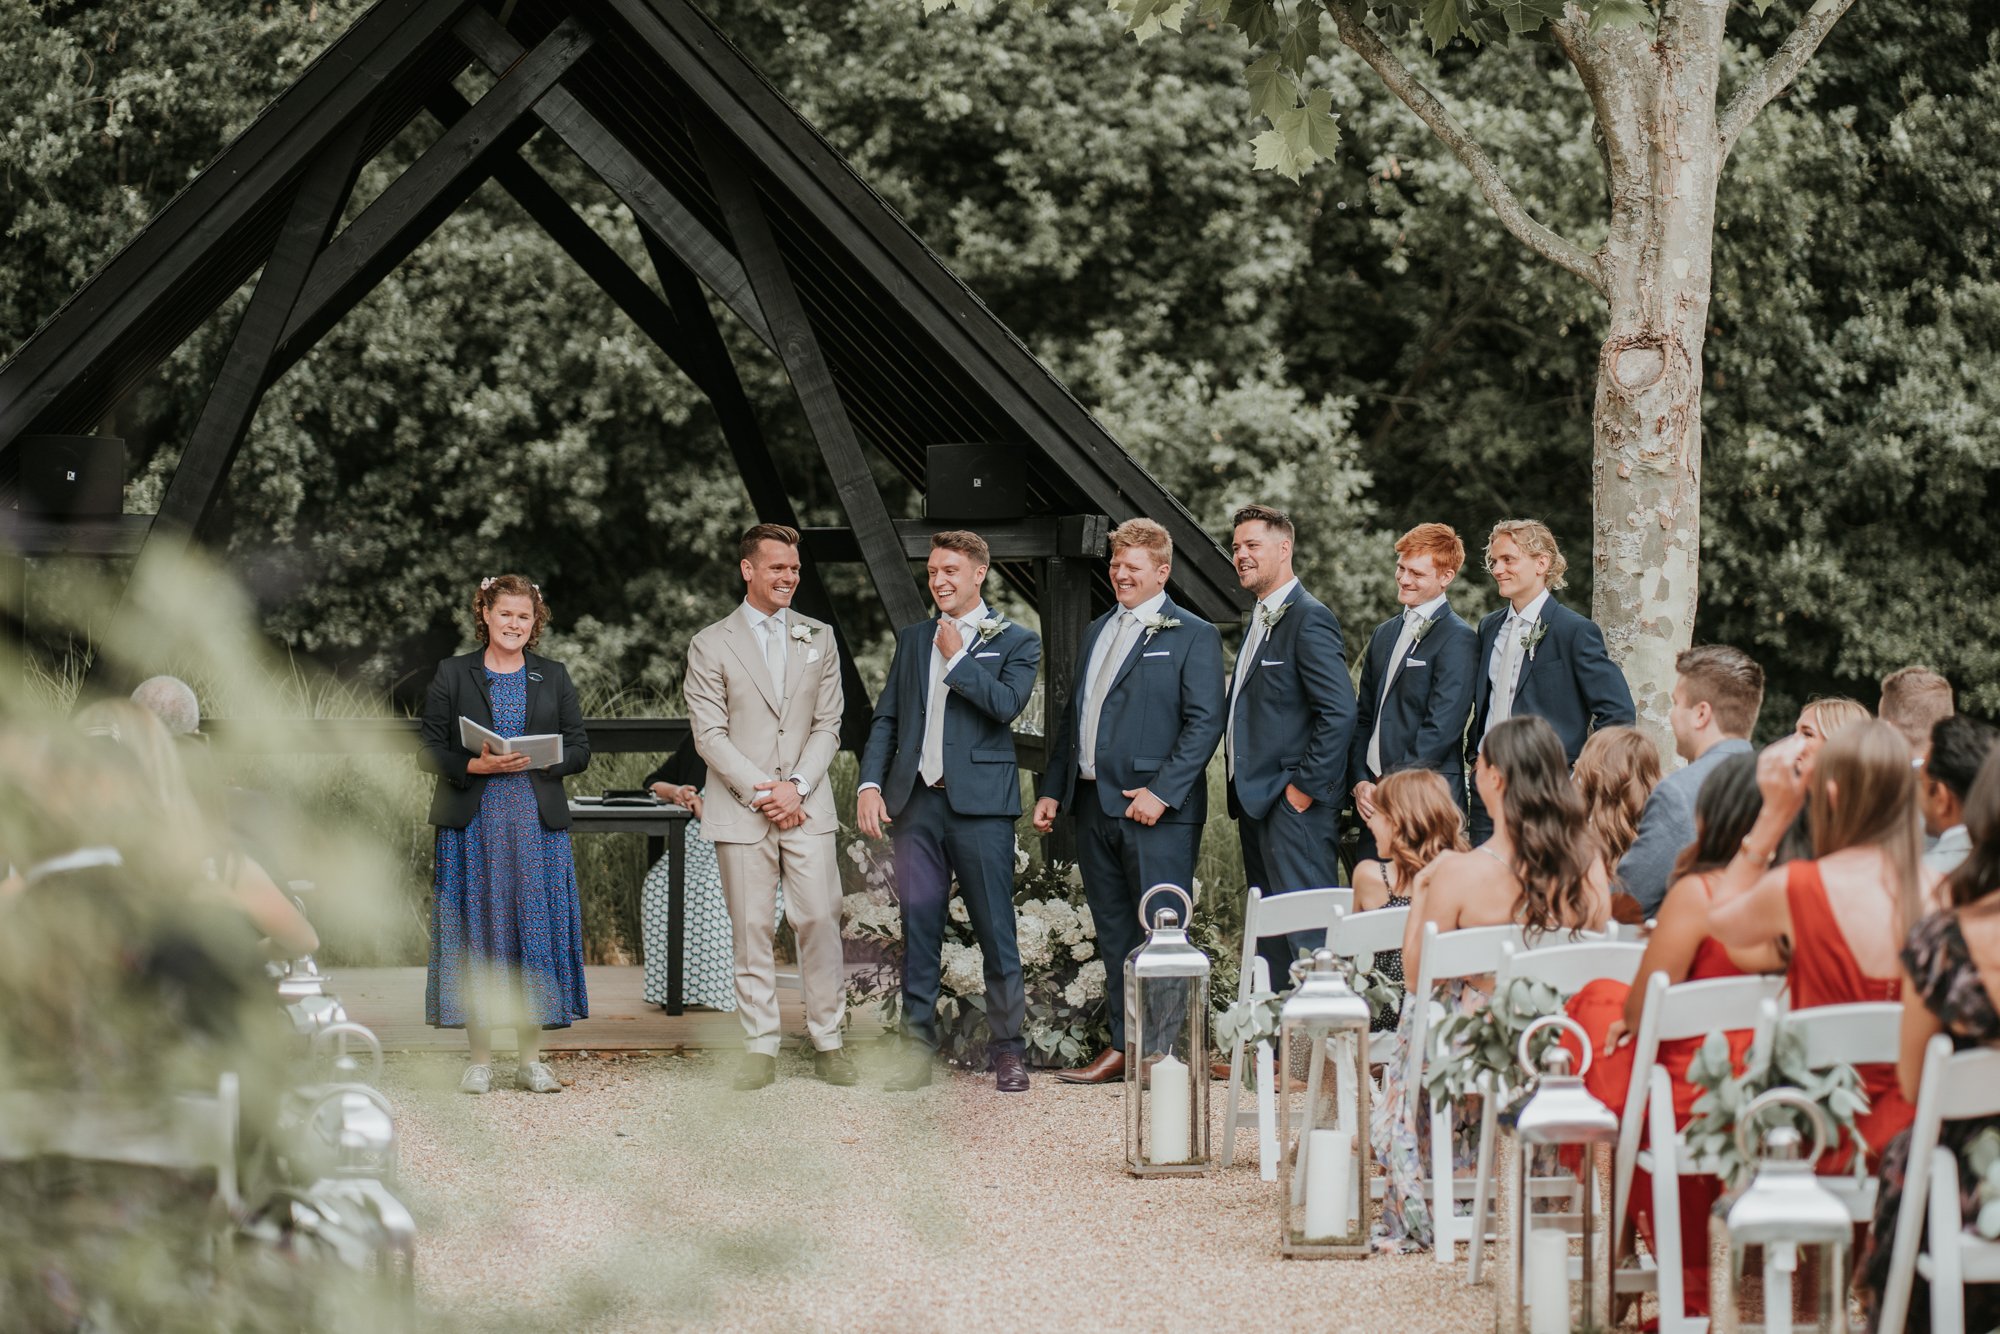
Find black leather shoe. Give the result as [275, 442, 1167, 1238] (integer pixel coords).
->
[813, 1048, 858, 1086]
[733, 1053, 776, 1091]
[883, 1048, 935, 1091]
[993, 1049, 1030, 1093]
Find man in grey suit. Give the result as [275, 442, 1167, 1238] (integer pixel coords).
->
[683, 523, 853, 1090]
[1034, 518, 1225, 1083]
[1617, 645, 1763, 915]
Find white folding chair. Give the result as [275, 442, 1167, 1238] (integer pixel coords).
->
[1220, 885, 1352, 1175]
[1746, 997, 1902, 1218]
[1609, 971, 1785, 1332]
[1878, 1035, 2000, 1334]
[1405, 920, 1527, 1263]
[1325, 903, 1412, 1066]
[1464, 939, 1645, 1282]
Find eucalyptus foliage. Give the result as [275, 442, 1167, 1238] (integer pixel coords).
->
[1422, 973, 1564, 1103]
[1682, 1022, 1869, 1189]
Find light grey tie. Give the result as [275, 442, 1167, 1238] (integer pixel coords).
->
[918, 618, 960, 787]
[1227, 612, 1268, 778]
[761, 615, 787, 704]
[1080, 612, 1137, 779]
[1488, 614, 1524, 731]
[1367, 610, 1429, 776]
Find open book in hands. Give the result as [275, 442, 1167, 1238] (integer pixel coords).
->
[458, 715, 563, 769]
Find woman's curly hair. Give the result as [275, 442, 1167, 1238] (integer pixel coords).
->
[471, 574, 550, 651]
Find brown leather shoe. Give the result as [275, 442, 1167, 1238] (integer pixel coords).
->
[1053, 1047, 1125, 1084]
[993, 1049, 1030, 1093]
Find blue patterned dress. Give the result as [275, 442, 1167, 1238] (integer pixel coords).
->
[426, 665, 589, 1029]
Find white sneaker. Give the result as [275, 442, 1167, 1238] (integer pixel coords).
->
[458, 1063, 492, 1095]
[517, 1061, 562, 1093]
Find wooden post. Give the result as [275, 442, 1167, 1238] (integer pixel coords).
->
[1035, 514, 1105, 865]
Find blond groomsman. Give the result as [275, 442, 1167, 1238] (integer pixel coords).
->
[683, 523, 853, 1090]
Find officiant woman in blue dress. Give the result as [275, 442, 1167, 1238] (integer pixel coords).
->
[419, 573, 591, 1095]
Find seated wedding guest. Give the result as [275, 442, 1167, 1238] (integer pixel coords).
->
[1565, 754, 1779, 1316]
[419, 574, 592, 1096]
[1919, 713, 1997, 878]
[1708, 721, 1934, 1172]
[1372, 716, 1609, 1250]
[1858, 745, 2000, 1332]
[1795, 695, 1870, 766]
[639, 735, 780, 1012]
[1572, 725, 1660, 892]
[1879, 664, 1954, 760]
[1352, 768, 1470, 1031]
[1617, 645, 1763, 916]
[130, 674, 202, 737]
[74, 698, 317, 960]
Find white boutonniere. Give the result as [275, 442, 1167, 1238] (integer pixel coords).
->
[975, 616, 1007, 643]
[1409, 615, 1437, 646]
[1256, 600, 1291, 631]
[789, 623, 817, 645]
[1141, 613, 1181, 645]
[1523, 619, 1549, 661]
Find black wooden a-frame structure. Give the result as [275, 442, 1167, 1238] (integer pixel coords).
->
[0, 0, 1243, 749]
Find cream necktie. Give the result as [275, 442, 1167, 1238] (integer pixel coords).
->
[1488, 614, 1524, 731]
[761, 615, 787, 704]
[1367, 609, 1429, 776]
[918, 617, 962, 788]
[1079, 611, 1137, 780]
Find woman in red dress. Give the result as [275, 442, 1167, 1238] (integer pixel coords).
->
[1708, 720, 1936, 1172]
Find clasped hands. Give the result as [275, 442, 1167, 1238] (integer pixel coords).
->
[1032, 786, 1168, 831]
[752, 778, 807, 830]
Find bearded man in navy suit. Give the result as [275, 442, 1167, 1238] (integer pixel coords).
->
[1346, 522, 1479, 862]
[1034, 518, 1225, 1084]
[1467, 519, 1635, 842]
[858, 530, 1041, 1092]
[1223, 503, 1356, 991]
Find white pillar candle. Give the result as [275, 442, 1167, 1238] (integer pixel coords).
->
[1527, 1228, 1571, 1334]
[1148, 1054, 1191, 1164]
[1765, 1240, 1796, 1334]
[1303, 1128, 1352, 1240]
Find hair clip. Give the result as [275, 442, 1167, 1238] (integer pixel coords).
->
[480, 576, 496, 591]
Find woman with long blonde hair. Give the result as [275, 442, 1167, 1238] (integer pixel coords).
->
[1572, 725, 1662, 875]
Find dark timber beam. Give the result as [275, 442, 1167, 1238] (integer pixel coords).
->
[800, 516, 1109, 564]
[146, 121, 370, 555]
[268, 18, 596, 377]
[691, 121, 926, 630]
[1035, 515, 1104, 861]
[452, 8, 773, 349]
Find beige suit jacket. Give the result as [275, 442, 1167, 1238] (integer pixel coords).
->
[683, 607, 843, 844]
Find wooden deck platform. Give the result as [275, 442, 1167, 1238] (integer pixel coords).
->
[330, 966, 884, 1051]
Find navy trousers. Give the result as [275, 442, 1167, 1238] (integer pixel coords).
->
[1236, 793, 1342, 993]
[1074, 779, 1200, 1053]
[893, 784, 1025, 1056]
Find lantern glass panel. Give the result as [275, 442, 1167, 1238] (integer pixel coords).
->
[1276, 950, 1374, 1259]
[1122, 886, 1211, 1177]
[1708, 1091, 1853, 1334]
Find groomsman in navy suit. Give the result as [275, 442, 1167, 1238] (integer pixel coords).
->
[858, 530, 1041, 1092]
[1346, 523, 1480, 862]
[1467, 519, 1635, 842]
[1224, 504, 1356, 991]
[1035, 519, 1224, 1084]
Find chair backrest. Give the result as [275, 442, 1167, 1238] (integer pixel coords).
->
[0, 1072, 240, 1209]
[1417, 922, 1527, 990]
[1236, 886, 1353, 998]
[1326, 904, 1409, 963]
[1751, 998, 1903, 1075]
[1496, 939, 1644, 994]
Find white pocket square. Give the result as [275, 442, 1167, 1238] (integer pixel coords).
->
[1404, 658, 1426, 667]
[976, 651, 1001, 659]
[807, 649, 822, 663]
[1143, 650, 1170, 658]
[1259, 659, 1285, 667]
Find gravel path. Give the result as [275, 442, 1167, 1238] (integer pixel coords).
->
[384, 1046, 1497, 1333]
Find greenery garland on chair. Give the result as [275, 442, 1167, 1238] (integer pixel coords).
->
[1213, 952, 1400, 1054]
[1969, 1128, 2000, 1240]
[1421, 976, 1566, 1105]
[1681, 1022, 1871, 1189]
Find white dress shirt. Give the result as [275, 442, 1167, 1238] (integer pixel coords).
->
[1366, 592, 1448, 776]
[1484, 588, 1549, 735]
[1079, 591, 1165, 780]
[1227, 576, 1298, 777]
[859, 601, 987, 795]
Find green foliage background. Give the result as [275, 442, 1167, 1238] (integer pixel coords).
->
[4, 0, 1998, 957]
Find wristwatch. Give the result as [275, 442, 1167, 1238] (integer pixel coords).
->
[789, 774, 811, 798]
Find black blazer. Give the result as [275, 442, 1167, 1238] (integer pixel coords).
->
[1346, 603, 1479, 793]
[1467, 597, 1634, 765]
[418, 650, 591, 830]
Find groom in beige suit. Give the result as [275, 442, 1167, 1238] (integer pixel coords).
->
[683, 523, 852, 1090]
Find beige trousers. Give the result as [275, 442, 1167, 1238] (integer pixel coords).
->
[715, 825, 846, 1054]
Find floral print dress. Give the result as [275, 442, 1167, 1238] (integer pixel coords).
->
[1858, 908, 2000, 1332]
[1371, 977, 1490, 1250]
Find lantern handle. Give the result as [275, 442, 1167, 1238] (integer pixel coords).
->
[1733, 1088, 1831, 1168]
[1516, 1014, 1592, 1078]
[310, 1021, 385, 1086]
[1137, 883, 1194, 932]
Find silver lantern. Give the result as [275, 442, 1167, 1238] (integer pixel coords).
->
[1494, 1015, 1619, 1334]
[1709, 1090, 1853, 1334]
[1123, 884, 1211, 1177]
[1276, 948, 1374, 1259]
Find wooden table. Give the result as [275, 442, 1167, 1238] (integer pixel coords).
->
[567, 801, 693, 1014]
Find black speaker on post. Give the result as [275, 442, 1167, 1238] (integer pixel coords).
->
[925, 443, 1026, 522]
[16, 435, 124, 518]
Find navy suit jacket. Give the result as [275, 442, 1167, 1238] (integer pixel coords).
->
[1346, 604, 1479, 793]
[1226, 584, 1357, 821]
[859, 615, 1041, 818]
[1468, 597, 1635, 765]
[1039, 597, 1225, 824]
